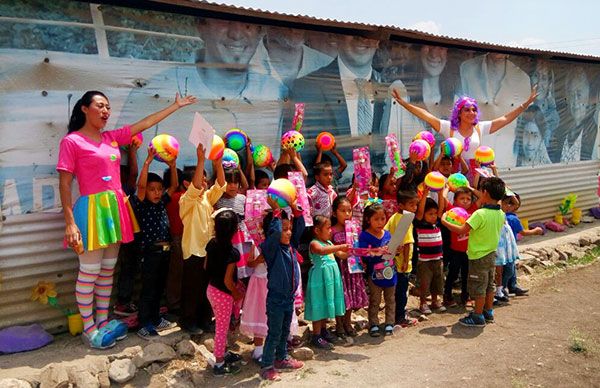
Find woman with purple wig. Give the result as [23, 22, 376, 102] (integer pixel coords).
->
[391, 86, 537, 181]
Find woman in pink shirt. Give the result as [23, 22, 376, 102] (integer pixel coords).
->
[57, 90, 196, 349]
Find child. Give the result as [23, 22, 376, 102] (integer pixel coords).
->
[215, 168, 246, 216]
[385, 191, 419, 327]
[307, 162, 337, 218]
[442, 186, 477, 307]
[493, 217, 518, 304]
[131, 148, 178, 339]
[501, 193, 543, 296]
[441, 177, 506, 327]
[359, 202, 396, 337]
[314, 142, 347, 190]
[259, 197, 305, 381]
[331, 196, 368, 338]
[305, 215, 348, 349]
[179, 144, 226, 334]
[205, 209, 244, 376]
[254, 169, 271, 190]
[347, 172, 379, 223]
[414, 188, 446, 314]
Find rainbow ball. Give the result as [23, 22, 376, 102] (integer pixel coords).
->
[448, 173, 469, 192]
[441, 138, 463, 158]
[149, 134, 179, 163]
[424, 171, 446, 192]
[224, 128, 248, 151]
[316, 131, 336, 151]
[253, 144, 274, 168]
[208, 135, 225, 160]
[413, 131, 436, 147]
[409, 139, 431, 161]
[281, 130, 305, 152]
[120, 132, 143, 151]
[475, 146, 495, 166]
[445, 207, 469, 226]
[267, 178, 297, 208]
[222, 148, 240, 169]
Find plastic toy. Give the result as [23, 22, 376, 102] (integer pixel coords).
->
[267, 178, 297, 208]
[281, 130, 305, 152]
[208, 134, 225, 160]
[149, 134, 179, 162]
[444, 207, 469, 226]
[222, 148, 239, 169]
[224, 128, 248, 151]
[441, 137, 463, 157]
[424, 171, 446, 192]
[409, 139, 431, 161]
[447, 172, 469, 192]
[252, 144, 274, 168]
[413, 131, 436, 147]
[316, 131, 335, 151]
[475, 145, 495, 166]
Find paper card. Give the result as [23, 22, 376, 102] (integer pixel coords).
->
[353, 147, 371, 196]
[344, 219, 364, 274]
[188, 112, 215, 158]
[244, 189, 269, 221]
[288, 171, 313, 227]
[382, 211, 415, 262]
[385, 133, 406, 178]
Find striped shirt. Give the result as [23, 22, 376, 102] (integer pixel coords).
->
[415, 221, 443, 261]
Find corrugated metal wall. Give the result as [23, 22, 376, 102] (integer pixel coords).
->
[0, 212, 78, 332]
[501, 160, 599, 221]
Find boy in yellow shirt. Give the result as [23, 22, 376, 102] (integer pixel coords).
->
[178, 144, 226, 334]
[385, 190, 419, 327]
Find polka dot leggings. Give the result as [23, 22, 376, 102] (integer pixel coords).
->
[206, 284, 236, 359]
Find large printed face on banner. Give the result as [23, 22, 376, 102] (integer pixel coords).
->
[0, 0, 599, 214]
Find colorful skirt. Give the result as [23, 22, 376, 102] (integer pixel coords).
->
[71, 190, 137, 252]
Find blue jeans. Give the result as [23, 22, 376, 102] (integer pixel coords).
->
[261, 296, 293, 368]
[395, 273, 410, 323]
[502, 261, 518, 290]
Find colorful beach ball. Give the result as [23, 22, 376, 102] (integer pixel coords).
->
[447, 173, 469, 192]
[121, 132, 143, 150]
[253, 144, 274, 168]
[445, 207, 469, 226]
[441, 138, 463, 158]
[413, 131, 436, 148]
[208, 135, 225, 160]
[225, 128, 248, 151]
[150, 134, 179, 163]
[267, 178, 297, 208]
[281, 130, 305, 152]
[409, 139, 431, 161]
[475, 146, 495, 166]
[424, 171, 446, 192]
[316, 131, 336, 151]
[222, 148, 240, 169]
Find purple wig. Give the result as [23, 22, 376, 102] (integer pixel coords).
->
[450, 96, 480, 129]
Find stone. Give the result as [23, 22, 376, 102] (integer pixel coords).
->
[97, 371, 110, 388]
[175, 339, 197, 358]
[540, 260, 553, 268]
[203, 338, 214, 353]
[530, 249, 548, 260]
[39, 364, 69, 388]
[579, 235, 593, 246]
[146, 363, 165, 375]
[191, 371, 205, 386]
[520, 264, 534, 276]
[418, 314, 430, 322]
[68, 369, 99, 388]
[166, 369, 194, 388]
[291, 347, 314, 361]
[196, 344, 215, 367]
[108, 345, 142, 361]
[133, 342, 177, 368]
[108, 359, 137, 384]
[547, 249, 560, 262]
[518, 252, 537, 264]
[0, 378, 32, 388]
[557, 250, 569, 261]
[81, 355, 110, 376]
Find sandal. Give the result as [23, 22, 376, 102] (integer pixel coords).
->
[369, 325, 381, 337]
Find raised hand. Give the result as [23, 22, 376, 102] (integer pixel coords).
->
[175, 93, 197, 108]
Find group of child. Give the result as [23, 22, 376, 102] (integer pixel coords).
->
[115, 137, 542, 381]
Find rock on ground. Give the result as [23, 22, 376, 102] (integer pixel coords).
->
[291, 347, 314, 361]
[39, 364, 69, 388]
[108, 358, 137, 383]
[133, 343, 177, 368]
[0, 378, 32, 388]
[175, 340, 196, 358]
[67, 369, 99, 388]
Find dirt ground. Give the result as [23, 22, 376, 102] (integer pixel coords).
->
[2, 257, 600, 387]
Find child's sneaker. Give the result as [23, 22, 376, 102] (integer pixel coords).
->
[155, 317, 177, 332]
[224, 351, 247, 365]
[384, 324, 394, 336]
[274, 356, 304, 371]
[443, 297, 458, 308]
[419, 303, 432, 315]
[82, 329, 117, 350]
[114, 303, 138, 317]
[397, 317, 418, 328]
[213, 362, 240, 377]
[483, 309, 495, 323]
[369, 325, 381, 337]
[100, 319, 128, 341]
[311, 336, 334, 350]
[458, 313, 486, 327]
[260, 367, 281, 381]
[320, 329, 337, 344]
[430, 303, 447, 313]
[137, 325, 159, 340]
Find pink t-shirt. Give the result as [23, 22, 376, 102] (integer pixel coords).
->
[56, 126, 131, 196]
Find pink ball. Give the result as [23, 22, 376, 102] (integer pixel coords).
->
[445, 207, 469, 226]
[475, 146, 495, 166]
[413, 131, 436, 147]
[409, 139, 431, 161]
[316, 132, 335, 151]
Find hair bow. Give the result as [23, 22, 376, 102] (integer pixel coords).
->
[364, 197, 382, 207]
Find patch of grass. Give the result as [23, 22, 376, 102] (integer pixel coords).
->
[569, 328, 589, 354]
[296, 367, 316, 380]
[511, 377, 527, 388]
[567, 245, 600, 266]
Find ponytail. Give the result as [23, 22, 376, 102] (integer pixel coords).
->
[67, 91, 108, 133]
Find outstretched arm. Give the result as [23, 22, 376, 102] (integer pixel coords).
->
[130, 93, 197, 135]
[391, 87, 441, 132]
[490, 86, 537, 134]
[165, 157, 178, 197]
[137, 148, 155, 201]
[331, 144, 348, 175]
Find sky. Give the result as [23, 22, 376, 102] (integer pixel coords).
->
[219, 0, 600, 57]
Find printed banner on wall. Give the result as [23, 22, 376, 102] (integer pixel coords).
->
[0, 0, 599, 215]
